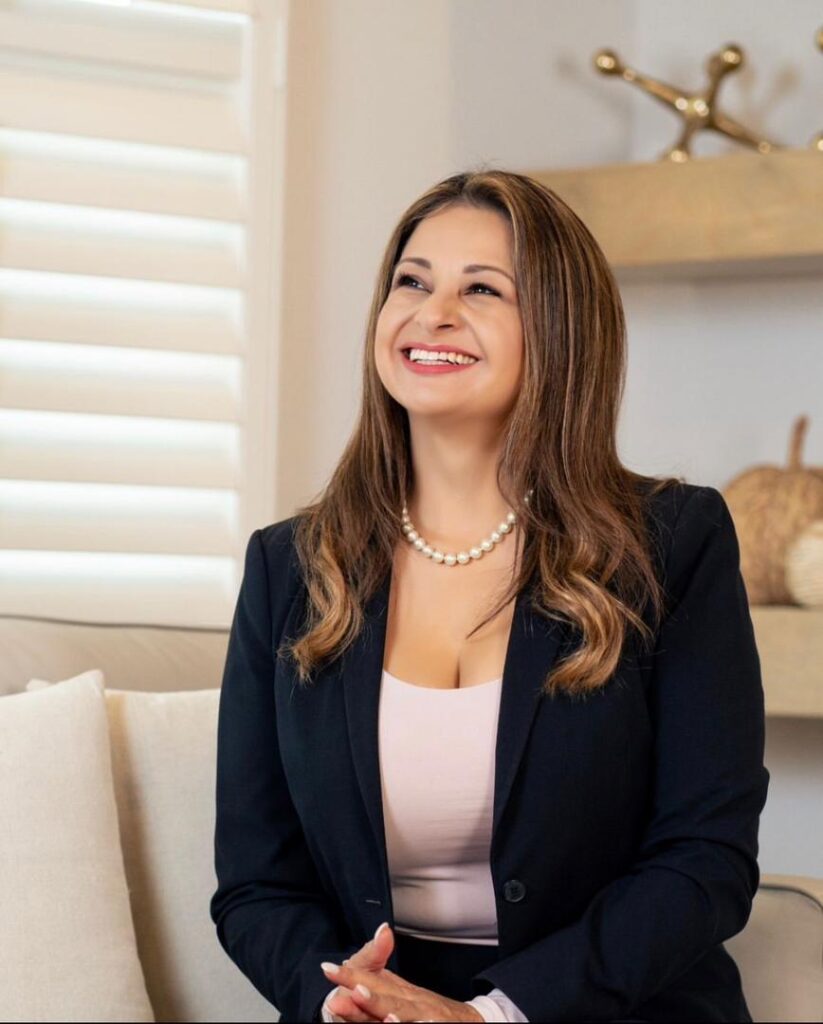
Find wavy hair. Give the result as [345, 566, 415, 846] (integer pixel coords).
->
[279, 168, 685, 700]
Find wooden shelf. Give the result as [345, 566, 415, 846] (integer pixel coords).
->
[530, 148, 823, 282]
[750, 606, 823, 719]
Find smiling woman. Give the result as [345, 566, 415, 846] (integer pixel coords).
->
[210, 169, 768, 1024]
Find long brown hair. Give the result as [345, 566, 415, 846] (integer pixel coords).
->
[279, 168, 684, 700]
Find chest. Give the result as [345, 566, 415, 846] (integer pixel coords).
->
[382, 542, 520, 690]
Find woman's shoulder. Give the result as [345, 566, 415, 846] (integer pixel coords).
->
[643, 480, 727, 536]
[640, 481, 741, 613]
[638, 479, 728, 583]
[640, 476, 728, 527]
[232, 515, 302, 594]
[257, 513, 302, 552]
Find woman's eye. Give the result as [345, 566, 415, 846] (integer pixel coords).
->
[469, 282, 500, 296]
[395, 273, 423, 289]
[394, 273, 499, 297]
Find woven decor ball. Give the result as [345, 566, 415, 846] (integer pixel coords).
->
[785, 520, 823, 607]
[722, 415, 823, 605]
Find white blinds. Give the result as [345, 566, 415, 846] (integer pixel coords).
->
[0, 0, 282, 627]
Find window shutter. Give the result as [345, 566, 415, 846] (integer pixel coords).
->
[0, 0, 284, 627]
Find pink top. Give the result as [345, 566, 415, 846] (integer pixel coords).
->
[379, 668, 503, 944]
[321, 669, 529, 1023]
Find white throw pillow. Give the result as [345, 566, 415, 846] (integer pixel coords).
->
[0, 670, 154, 1023]
[104, 686, 278, 1022]
[25, 676, 278, 1022]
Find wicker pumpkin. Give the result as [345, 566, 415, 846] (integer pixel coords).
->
[722, 415, 823, 605]
[785, 519, 823, 607]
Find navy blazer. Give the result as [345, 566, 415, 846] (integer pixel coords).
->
[210, 482, 770, 1023]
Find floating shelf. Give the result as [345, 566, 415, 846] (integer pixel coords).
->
[530, 148, 823, 282]
[749, 606, 823, 719]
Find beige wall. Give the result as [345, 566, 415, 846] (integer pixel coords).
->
[277, 0, 453, 517]
[275, 0, 823, 878]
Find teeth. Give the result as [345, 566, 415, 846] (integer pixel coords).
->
[407, 348, 478, 365]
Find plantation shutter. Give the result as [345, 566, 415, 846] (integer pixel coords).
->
[0, 0, 285, 627]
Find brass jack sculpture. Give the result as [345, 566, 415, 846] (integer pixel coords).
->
[594, 43, 783, 162]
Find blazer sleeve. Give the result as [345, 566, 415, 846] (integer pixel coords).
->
[469, 485, 770, 1022]
[209, 528, 363, 1023]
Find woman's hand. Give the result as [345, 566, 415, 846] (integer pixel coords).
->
[321, 922, 394, 1022]
[321, 924, 484, 1022]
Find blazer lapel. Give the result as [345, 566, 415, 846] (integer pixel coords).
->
[341, 566, 567, 891]
[490, 583, 566, 848]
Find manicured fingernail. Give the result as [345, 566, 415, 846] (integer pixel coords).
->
[385, 1015, 400, 1022]
[355, 983, 371, 998]
[373, 921, 389, 941]
[320, 961, 340, 974]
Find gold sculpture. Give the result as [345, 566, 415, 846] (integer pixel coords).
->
[594, 43, 783, 162]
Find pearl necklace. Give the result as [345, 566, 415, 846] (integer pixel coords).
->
[401, 490, 532, 567]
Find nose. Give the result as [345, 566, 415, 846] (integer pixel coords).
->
[413, 290, 463, 333]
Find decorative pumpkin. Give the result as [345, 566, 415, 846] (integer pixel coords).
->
[785, 519, 823, 607]
[722, 415, 823, 605]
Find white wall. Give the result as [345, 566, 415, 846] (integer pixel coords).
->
[278, 0, 453, 512]
[278, 0, 823, 878]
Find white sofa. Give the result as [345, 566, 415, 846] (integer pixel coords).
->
[0, 615, 821, 1023]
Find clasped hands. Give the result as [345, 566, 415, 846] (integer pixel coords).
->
[320, 922, 484, 1023]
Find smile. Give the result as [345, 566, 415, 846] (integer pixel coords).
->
[401, 348, 480, 375]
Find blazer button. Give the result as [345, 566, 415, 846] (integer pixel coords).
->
[503, 879, 526, 903]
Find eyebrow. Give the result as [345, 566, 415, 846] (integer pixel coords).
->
[395, 256, 515, 285]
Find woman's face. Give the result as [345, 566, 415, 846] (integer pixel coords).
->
[375, 204, 524, 422]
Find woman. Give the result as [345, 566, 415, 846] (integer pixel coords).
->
[210, 170, 769, 1023]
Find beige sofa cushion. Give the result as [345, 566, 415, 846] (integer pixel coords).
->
[726, 874, 823, 1024]
[102, 685, 278, 1022]
[0, 614, 229, 696]
[0, 671, 154, 1023]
